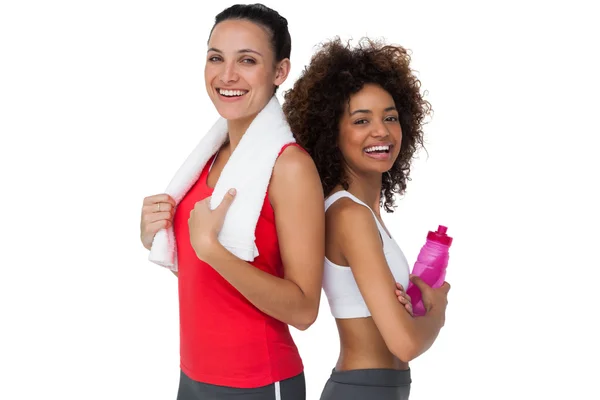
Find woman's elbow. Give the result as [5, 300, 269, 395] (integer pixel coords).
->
[291, 318, 314, 331]
[291, 322, 311, 331]
[390, 336, 421, 363]
[292, 304, 319, 331]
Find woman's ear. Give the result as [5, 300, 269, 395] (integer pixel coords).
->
[273, 58, 291, 87]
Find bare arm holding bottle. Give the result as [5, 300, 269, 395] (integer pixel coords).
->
[334, 201, 450, 363]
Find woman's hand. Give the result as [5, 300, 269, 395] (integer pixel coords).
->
[188, 188, 236, 262]
[140, 194, 176, 250]
[409, 275, 450, 321]
[395, 282, 414, 316]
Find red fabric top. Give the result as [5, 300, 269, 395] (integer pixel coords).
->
[173, 143, 304, 388]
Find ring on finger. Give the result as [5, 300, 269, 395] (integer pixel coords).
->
[157, 203, 161, 212]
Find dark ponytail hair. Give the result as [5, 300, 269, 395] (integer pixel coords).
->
[211, 3, 291, 63]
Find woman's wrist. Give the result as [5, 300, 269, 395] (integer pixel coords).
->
[192, 234, 225, 264]
[427, 303, 447, 327]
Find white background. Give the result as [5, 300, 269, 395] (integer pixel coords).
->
[1, 0, 599, 399]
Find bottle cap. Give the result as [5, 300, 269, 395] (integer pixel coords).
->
[427, 225, 453, 246]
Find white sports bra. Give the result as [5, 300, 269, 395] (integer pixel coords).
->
[322, 191, 410, 319]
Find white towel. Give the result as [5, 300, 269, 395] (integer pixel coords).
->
[148, 96, 295, 271]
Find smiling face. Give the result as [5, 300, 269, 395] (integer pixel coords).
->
[337, 83, 402, 176]
[204, 19, 289, 124]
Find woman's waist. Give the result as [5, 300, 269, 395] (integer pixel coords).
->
[180, 348, 303, 388]
[336, 344, 409, 371]
[335, 318, 409, 370]
[180, 326, 302, 384]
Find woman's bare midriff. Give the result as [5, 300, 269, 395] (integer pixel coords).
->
[334, 317, 409, 371]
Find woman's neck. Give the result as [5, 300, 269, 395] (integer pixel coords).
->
[226, 113, 258, 151]
[344, 171, 383, 215]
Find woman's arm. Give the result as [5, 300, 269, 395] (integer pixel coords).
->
[199, 146, 325, 330]
[331, 200, 447, 362]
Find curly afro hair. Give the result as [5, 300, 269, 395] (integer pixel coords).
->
[283, 37, 432, 212]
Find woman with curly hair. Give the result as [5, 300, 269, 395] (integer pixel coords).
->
[283, 38, 451, 399]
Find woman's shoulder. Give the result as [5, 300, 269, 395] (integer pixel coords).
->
[273, 143, 312, 170]
[326, 196, 377, 237]
[271, 143, 320, 187]
[268, 143, 324, 208]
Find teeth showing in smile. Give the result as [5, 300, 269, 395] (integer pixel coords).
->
[364, 145, 391, 153]
[219, 89, 247, 97]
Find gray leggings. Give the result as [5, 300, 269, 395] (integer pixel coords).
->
[319, 368, 411, 400]
[177, 370, 306, 400]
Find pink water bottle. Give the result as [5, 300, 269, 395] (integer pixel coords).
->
[406, 225, 453, 316]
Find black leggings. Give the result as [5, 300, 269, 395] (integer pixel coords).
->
[177, 370, 306, 400]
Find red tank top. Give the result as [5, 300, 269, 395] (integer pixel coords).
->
[173, 143, 304, 388]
